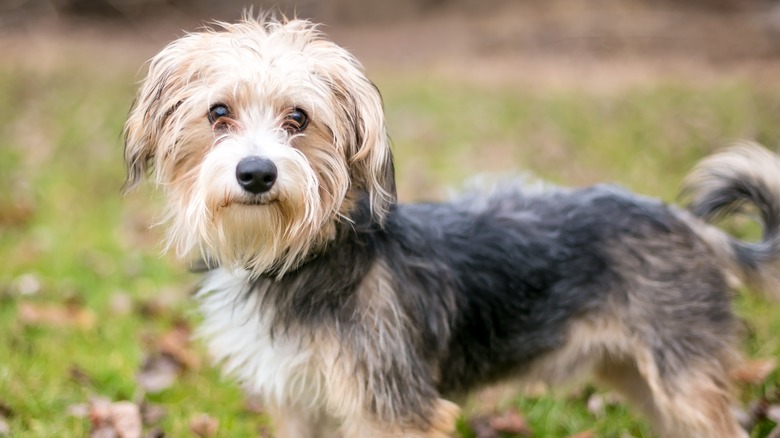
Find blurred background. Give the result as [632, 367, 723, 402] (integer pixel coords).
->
[4, 1, 780, 437]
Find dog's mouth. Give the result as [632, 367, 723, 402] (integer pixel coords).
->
[235, 197, 278, 207]
[219, 195, 279, 209]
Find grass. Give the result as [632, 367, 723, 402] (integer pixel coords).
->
[2, 57, 780, 437]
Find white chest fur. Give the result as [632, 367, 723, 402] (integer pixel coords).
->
[195, 268, 325, 407]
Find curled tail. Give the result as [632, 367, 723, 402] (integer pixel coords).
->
[682, 142, 780, 298]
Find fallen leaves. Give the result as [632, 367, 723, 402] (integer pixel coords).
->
[156, 323, 200, 370]
[732, 358, 777, 385]
[139, 402, 167, 427]
[69, 398, 171, 438]
[0, 401, 12, 420]
[469, 407, 532, 438]
[0, 400, 12, 436]
[136, 354, 181, 394]
[726, 357, 780, 436]
[767, 404, 780, 422]
[0, 196, 35, 228]
[108, 292, 134, 316]
[137, 323, 199, 394]
[585, 391, 621, 419]
[18, 301, 95, 330]
[489, 409, 532, 436]
[69, 365, 96, 387]
[135, 289, 187, 320]
[62, 317, 208, 437]
[190, 413, 219, 437]
[12, 273, 41, 296]
[89, 399, 142, 438]
[76, 399, 218, 438]
[736, 398, 780, 437]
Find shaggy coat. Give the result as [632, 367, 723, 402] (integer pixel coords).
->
[124, 17, 780, 438]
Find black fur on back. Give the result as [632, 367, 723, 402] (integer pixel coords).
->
[248, 183, 735, 399]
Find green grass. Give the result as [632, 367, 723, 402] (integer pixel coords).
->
[2, 60, 780, 437]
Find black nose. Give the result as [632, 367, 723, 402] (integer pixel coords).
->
[236, 156, 278, 194]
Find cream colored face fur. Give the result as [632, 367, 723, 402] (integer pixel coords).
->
[123, 19, 395, 276]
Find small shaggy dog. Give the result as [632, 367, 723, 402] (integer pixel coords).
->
[123, 16, 780, 438]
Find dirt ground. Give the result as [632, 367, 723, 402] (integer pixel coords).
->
[4, 0, 780, 91]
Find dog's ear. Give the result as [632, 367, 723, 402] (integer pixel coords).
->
[122, 96, 153, 193]
[122, 53, 186, 193]
[327, 65, 397, 225]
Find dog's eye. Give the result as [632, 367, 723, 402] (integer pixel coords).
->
[283, 108, 309, 133]
[208, 104, 231, 124]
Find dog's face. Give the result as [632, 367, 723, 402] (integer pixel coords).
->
[124, 19, 395, 275]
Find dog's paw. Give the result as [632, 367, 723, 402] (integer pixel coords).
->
[427, 399, 460, 438]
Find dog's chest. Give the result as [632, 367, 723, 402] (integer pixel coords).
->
[195, 268, 324, 405]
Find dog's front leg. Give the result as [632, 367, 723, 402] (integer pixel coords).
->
[315, 330, 460, 437]
[267, 401, 334, 438]
[338, 397, 460, 438]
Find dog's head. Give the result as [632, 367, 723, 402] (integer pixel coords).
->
[124, 17, 396, 276]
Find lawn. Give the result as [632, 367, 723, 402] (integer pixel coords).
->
[2, 50, 780, 437]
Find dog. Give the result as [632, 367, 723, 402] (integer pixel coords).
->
[123, 16, 780, 438]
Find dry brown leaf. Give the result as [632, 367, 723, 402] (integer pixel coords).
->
[244, 396, 265, 415]
[13, 274, 41, 296]
[139, 402, 166, 426]
[568, 431, 594, 438]
[190, 413, 219, 438]
[0, 402, 9, 437]
[143, 428, 165, 438]
[156, 324, 199, 370]
[586, 393, 606, 417]
[468, 415, 498, 438]
[136, 354, 181, 394]
[586, 391, 622, 419]
[89, 400, 142, 438]
[137, 299, 167, 319]
[67, 403, 90, 418]
[108, 402, 143, 438]
[469, 408, 532, 438]
[18, 301, 95, 330]
[0, 401, 12, 420]
[88, 397, 115, 433]
[732, 358, 777, 385]
[489, 409, 532, 436]
[524, 381, 548, 398]
[108, 292, 134, 316]
[766, 404, 780, 423]
[69, 365, 95, 387]
[258, 424, 273, 438]
[0, 199, 35, 228]
[136, 289, 185, 319]
[136, 322, 200, 394]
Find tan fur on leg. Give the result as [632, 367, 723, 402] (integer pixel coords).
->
[595, 357, 665, 429]
[266, 402, 334, 438]
[600, 348, 747, 438]
[340, 398, 459, 438]
[427, 399, 460, 438]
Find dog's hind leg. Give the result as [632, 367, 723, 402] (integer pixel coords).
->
[595, 357, 665, 430]
[597, 349, 747, 438]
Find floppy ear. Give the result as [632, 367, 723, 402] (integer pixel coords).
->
[122, 53, 182, 193]
[122, 96, 154, 193]
[328, 66, 397, 225]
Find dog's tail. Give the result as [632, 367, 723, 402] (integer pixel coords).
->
[683, 142, 780, 298]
